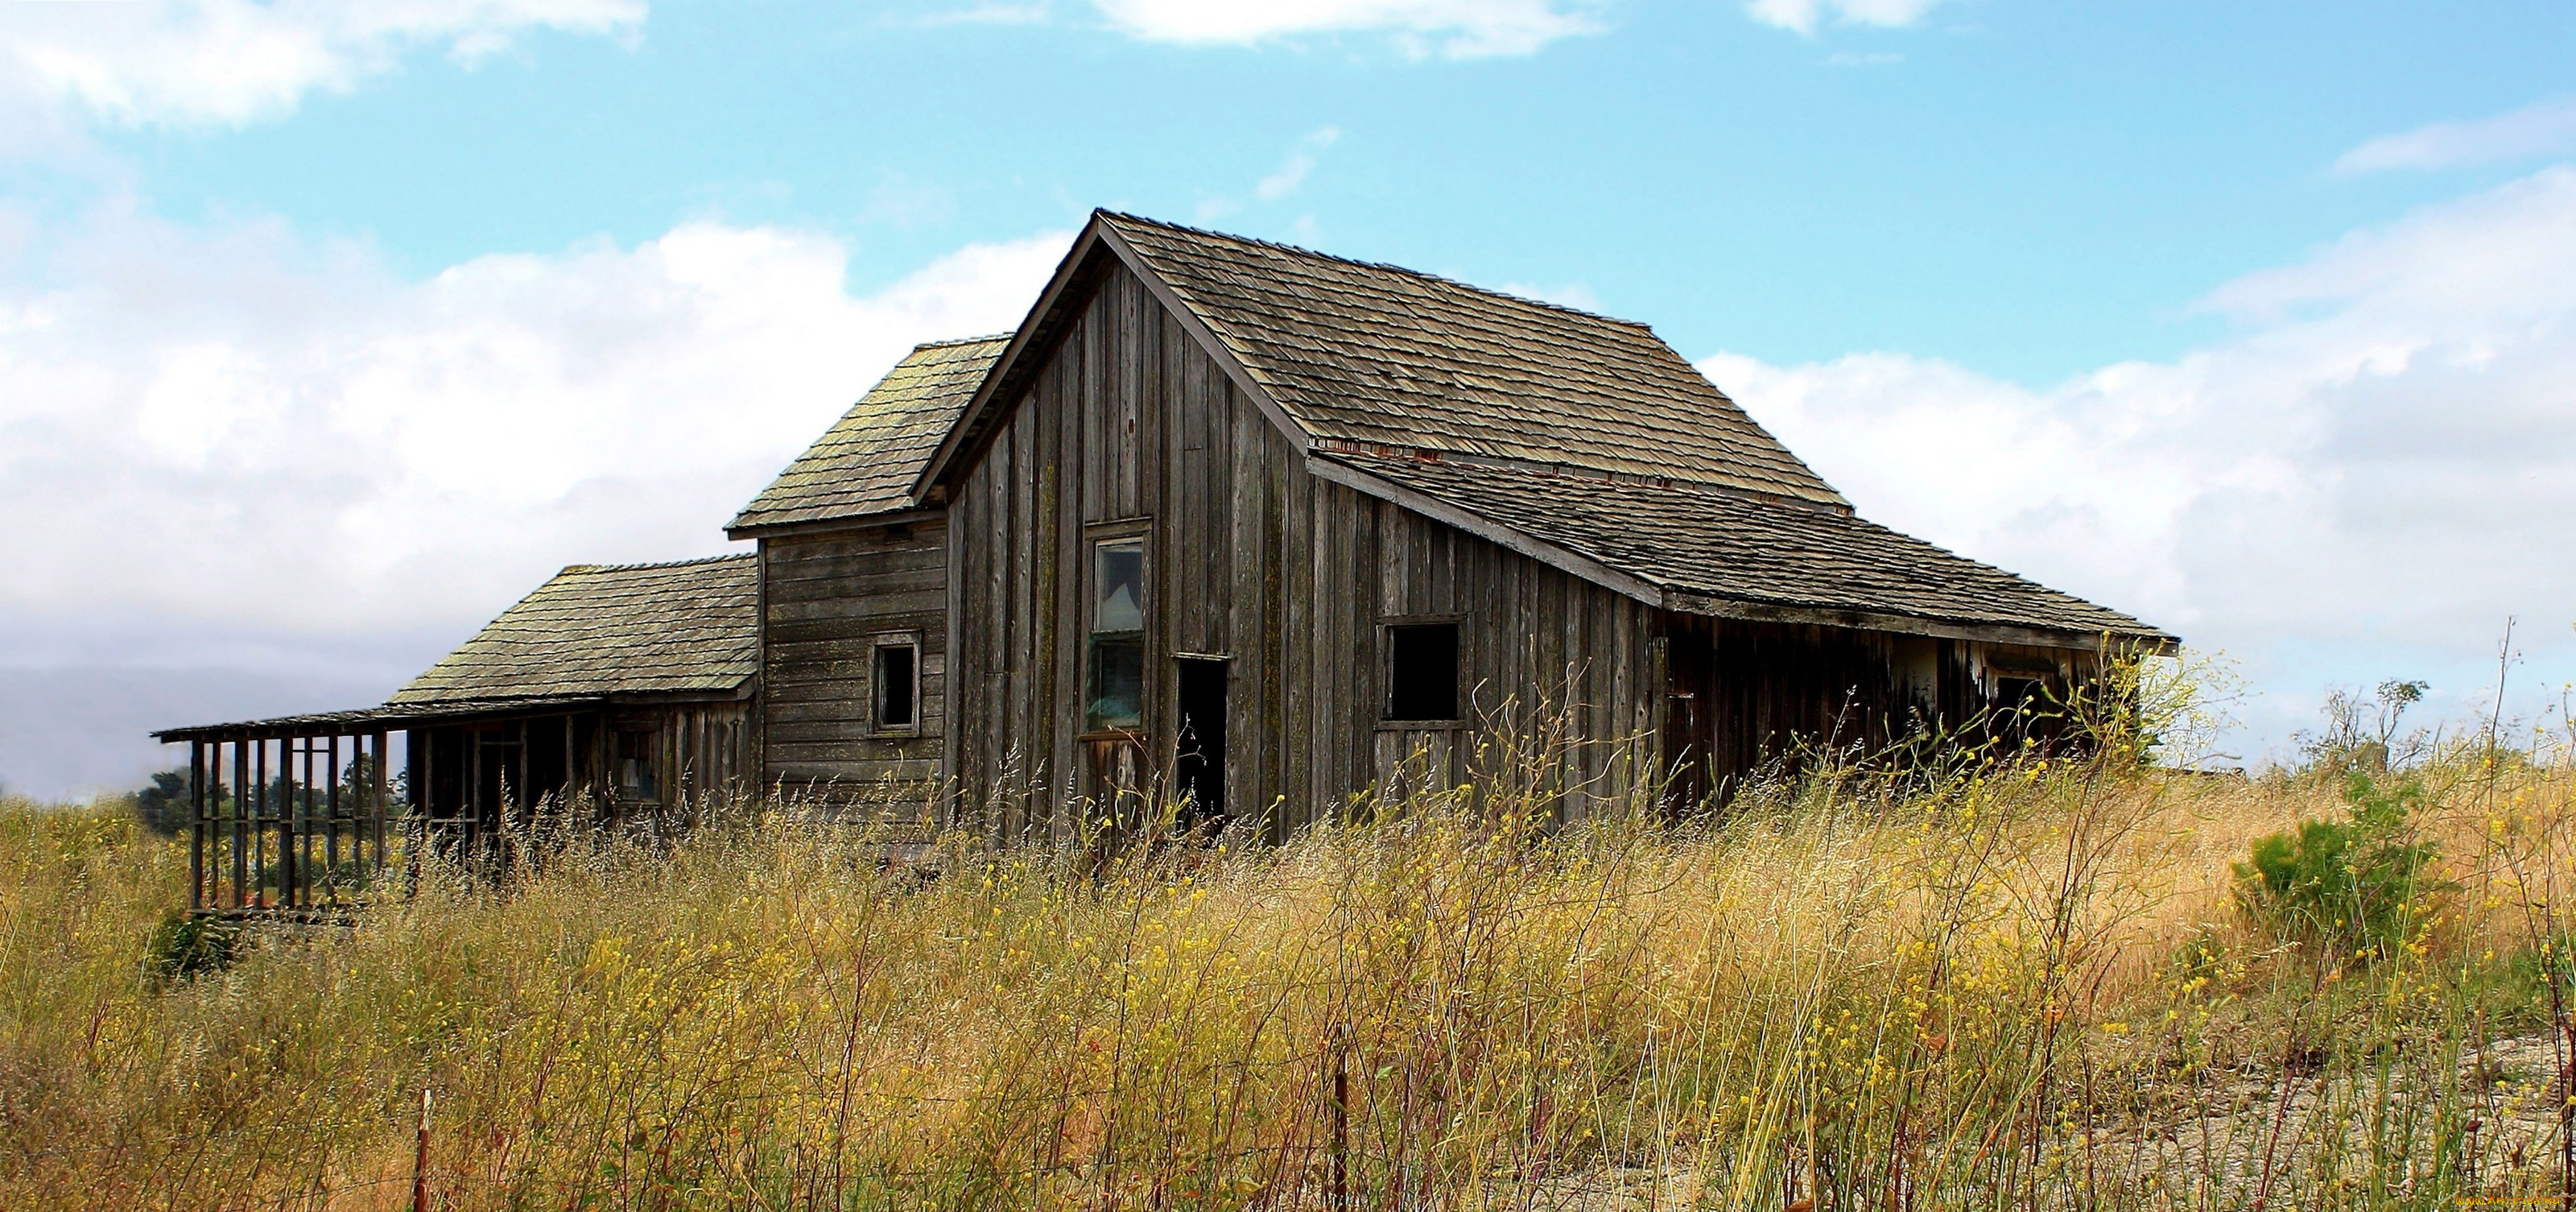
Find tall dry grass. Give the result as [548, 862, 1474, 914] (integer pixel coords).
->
[2, 707, 2573, 1210]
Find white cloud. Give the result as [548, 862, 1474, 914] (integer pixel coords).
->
[1257, 126, 1341, 201]
[1092, 0, 1604, 58]
[1198, 126, 1344, 222]
[0, 205, 1068, 644]
[1701, 166, 2576, 751]
[1744, 0, 1943, 36]
[2337, 95, 2576, 175]
[0, 0, 644, 129]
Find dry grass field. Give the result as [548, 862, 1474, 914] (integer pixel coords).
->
[4, 683, 2574, 1210]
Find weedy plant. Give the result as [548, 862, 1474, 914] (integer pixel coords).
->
[2235, 771, 2448, 962]
[0, 663, 2572, 1210]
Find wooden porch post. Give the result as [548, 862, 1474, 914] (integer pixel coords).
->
[188, 740, 205, 912]
[324, 734, 341, 900]
[231, 738, 249, 911]
[372, 730, 390, 876]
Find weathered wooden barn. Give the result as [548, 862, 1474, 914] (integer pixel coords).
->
[160, 208, 2173, 895]
[729, 211, 2173, 838]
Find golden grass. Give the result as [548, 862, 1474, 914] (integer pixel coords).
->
[2, 737, 2571, 1210]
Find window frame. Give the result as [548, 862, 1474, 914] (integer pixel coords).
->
[1081, 520, 1153, 739]
[870, 631, 923, 738]
[613, 724, 660, 803]
[1378, 614, 1468, 729]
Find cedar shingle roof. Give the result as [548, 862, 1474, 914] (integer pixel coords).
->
[1329, 453, 2169, 643]
[1100, 213, 1848, 507]
[729, 336, 1008, 534]
[387, 554, 758, 706]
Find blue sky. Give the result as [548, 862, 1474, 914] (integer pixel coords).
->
[3, 0, 2574, 794]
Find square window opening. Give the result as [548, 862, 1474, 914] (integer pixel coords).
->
[874, 641, 919, 732]
[1086, 537, 1146, 733]
[1385, 623, 1459, 722]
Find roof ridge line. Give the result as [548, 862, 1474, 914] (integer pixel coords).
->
[1096, 209, 1658, 333]
[912, 333, 1016, 350]
[1316, 443, 1856, 515]
[560, 552, 755, 575]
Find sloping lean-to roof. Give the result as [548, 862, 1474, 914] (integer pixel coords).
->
[1325, 453, 2173, 647]
[387, 554, 759, 706]
[1095, 211, 1848, 507]
[729, 336, 1009, 535]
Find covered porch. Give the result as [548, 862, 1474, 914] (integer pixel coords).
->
[153, 710, 400, 917]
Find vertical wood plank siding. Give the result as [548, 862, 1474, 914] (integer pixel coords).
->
[405, 697, 753, 832]
[950, 263, 1662, 835]
[759, 521, 948, 802]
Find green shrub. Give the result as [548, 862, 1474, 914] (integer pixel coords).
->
[127, 768, 195, 836]
[2234, 771, 2445, 960]
[142, 910, 239, 985]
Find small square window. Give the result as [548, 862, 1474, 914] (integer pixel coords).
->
[1385, 623, 1459, 722]
[874, 640, 919, 732]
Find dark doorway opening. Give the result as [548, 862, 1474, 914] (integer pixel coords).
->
[1174, 657, 1228, 829]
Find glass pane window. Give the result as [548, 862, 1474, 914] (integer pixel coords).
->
[1087, 538, 1146, 731]
[1095, 541, 1144, 633]
[616, 729, 658, 800]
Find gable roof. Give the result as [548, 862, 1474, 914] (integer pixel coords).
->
[387, 554, 758, 706]
[910, 209, 2169, 649]
[1323, 453, 2170, 646]
[1097, 213, 1845, 505]
[729, 336, 1007, 536]
[918, 213, 1847, 509]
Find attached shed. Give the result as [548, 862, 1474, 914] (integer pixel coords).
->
[153, 554, 758, 910]
[393, 554, 761, 842]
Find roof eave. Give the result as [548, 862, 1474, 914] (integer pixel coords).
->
[724, 504, 946, 542]
[1659, 589, 2179, 654]
[1316, 452, 2177, 655]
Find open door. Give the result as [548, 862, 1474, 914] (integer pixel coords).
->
[1174, 657, 1228, 829]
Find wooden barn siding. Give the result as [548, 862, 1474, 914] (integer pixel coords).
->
[639, 698, 755, 804]
[949, 263, 1662, 838]
[406, 697, 753, 837]
[760, 522, 947, 797]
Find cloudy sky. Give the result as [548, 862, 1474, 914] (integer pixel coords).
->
[2, 0, 2573, 796]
